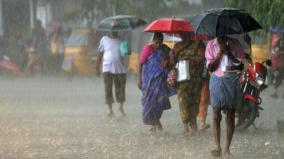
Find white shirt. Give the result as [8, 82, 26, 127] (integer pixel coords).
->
[220, 55, 242, 73]
[98, 35, 125, 74]
[220, 55, 232, 72]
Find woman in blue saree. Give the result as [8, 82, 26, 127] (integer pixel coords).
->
[138, 33, 175, 133]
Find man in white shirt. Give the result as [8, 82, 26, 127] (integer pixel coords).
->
[96, 32, 126, 116]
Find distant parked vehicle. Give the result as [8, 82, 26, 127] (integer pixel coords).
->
[0, 55, 23, 76]
[62, 28, 96, 78]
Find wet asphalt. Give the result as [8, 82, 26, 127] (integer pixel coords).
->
[0, 75, 283, 159]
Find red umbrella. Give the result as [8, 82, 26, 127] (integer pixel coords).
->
[144, 18, 193, 32]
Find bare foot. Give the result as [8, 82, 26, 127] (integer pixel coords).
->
[190, 124, 198, 136]
[120, 110, 126, 116]
[149, 126, 157, 134]
[223, 150, 233, 159]
[183, 123, 189, 133]
[182, 129, 189, 134]
[157, 121, 163, 131]
[107, 112, 114, 117]
[190, 129, 199, 136]
[199, 124, 210, 131]
[211, 149, 222, 157]
[119, 103, 126, 116]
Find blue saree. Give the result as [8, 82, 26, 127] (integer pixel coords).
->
[141, 46, 175, 125]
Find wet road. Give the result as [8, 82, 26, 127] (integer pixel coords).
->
[0, 76, 283, 159]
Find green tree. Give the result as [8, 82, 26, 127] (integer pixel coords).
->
[79, 0, 204, 22]
[224, 0, 284, 29]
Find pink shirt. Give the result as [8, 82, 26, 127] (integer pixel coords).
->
[139, 45, 153, 64]
[205, 38, 245, 77]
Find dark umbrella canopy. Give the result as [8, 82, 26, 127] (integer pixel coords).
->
[190, 8, 262, 37]
[96, 15, 147, 32]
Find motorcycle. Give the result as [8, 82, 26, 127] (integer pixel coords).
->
[236, 60, 271, 130]
[0, 55, 23, 76]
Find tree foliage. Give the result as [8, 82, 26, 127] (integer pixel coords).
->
[224, 0, 284, 29]
[79, 0, 204, 22]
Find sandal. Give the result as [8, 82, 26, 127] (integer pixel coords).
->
[211, 149, 222, 157]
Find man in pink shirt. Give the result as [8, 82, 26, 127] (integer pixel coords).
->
[206, 38, 246, 77]
[205, 36, 246, 157]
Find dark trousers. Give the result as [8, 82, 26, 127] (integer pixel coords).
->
[103, 72, 126, 105]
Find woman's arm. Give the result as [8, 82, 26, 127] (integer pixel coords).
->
[137, 45, 152, 89]
[169, 50, 176, 67]
[140, 45, 153, 64]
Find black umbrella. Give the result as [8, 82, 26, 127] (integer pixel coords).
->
[96, 15, 147, 32]
[190, 8, 262, 37]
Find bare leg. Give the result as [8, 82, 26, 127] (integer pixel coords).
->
[107, 104, 114, 117]
[198, 79, 210, 130]
[281, 81, 284, 98]
[211, 107, 222, 157]
[104, 73, 114, 116]
[149, 125, 157, 134]
[157, 120, 163, 131]
[183, 123, 189, 134]
[224, 108, 235, 156]
[189, 119, 198, 135]
[119, 102, 126, 116]
[200, 119, 210, 131]
[271, 87, 278, 98]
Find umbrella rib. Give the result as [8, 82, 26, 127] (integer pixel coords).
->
[194, 8, 262, 37]
[215, 14, 220, 37]
[194, 14, 205, 34]
[169, 19, 173, 32]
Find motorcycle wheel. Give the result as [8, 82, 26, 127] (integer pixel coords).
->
[236, 100, 258, 130]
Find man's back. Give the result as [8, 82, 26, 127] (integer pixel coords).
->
[99, 36, 120, 63]
[98, 35, 125, 74]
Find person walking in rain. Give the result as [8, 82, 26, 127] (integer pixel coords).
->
[31, 19, 48, 73]
[138, 33, 174, 133]
[197, 63, 210, 131]
[171, 32, 205, 135]
[96, 32, 126, 117]
[205, 36, 245, 157]
[271, 35, 284, 98]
